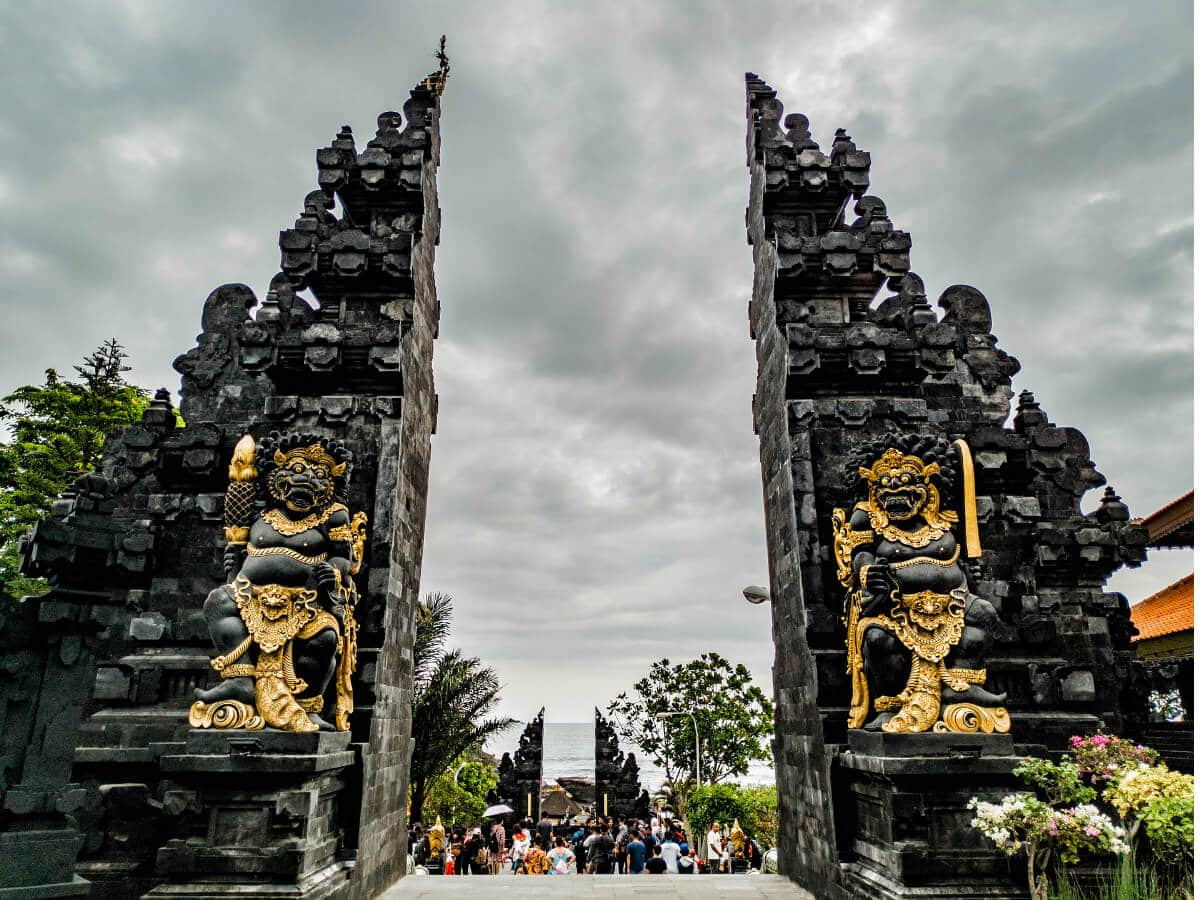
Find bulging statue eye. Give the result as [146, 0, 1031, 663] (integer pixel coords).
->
[313, 468, 327, 478]
[901, 474, 911, 484]
[880, 477, 890, 486]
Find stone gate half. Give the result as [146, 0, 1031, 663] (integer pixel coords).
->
[0, 62, 447, 899]
[744, 72, 1149, 898]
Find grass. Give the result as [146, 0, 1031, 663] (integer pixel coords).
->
[1052, 854, 1192, 900]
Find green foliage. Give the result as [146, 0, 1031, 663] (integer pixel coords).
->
[606, 653, 774, 786]
[1016, 758, 1096, 806]
[0, 340, 148, 599]
[738, 784, 778, 849]
[408, 592, 516, 821]
[1139, 795, 1193, 871]
[419, 756, 499, 828]
[684, 783, 778, 847]
[685, 784, 756, 838]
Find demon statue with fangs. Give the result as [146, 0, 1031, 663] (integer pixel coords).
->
[190, 431, 366, 732]
[834, 433, 1009, 734]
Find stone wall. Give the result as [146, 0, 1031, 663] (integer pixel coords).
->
[744, 72, 1148, 896]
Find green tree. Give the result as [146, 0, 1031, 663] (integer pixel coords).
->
[685, 784, 757, 838]
[408, 592, 516, 821]
[419, 756, 499, 828]
[606, 653, 774, 786]
[0, 340, 149, 598]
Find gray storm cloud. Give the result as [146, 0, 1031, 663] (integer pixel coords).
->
[0, 1, 1191, 722]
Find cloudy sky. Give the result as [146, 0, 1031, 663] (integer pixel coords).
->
[0, 2, 1192, 725]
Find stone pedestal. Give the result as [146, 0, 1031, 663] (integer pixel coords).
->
[834, 732, 1034, 899]
[145, 730, 356, 899]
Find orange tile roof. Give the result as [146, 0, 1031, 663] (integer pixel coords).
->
[1134, 490, 1193, 548]
[1130, 573, 1194, 642]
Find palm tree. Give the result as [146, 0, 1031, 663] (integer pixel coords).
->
[408, 592, 516, 821]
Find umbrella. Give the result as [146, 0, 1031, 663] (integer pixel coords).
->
[483, 803, 514, 818]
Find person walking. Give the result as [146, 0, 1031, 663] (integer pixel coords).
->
[706, 822, 723, 873]
[641, 825, 658, 864]
[677, 847, 697, 873]
[489, 821, 506, 875]
[536, 813, 553, 850]
[659, 831, 680, 873]
[463, 829, 488, 875]
[572, 824, 588, 874]
[510, 825, 530, 874]
[625, 829, 647, 875]
[548, 836, 575, 875]
[520, 839, 551, 875]
[645, 845, 667, 874]
[584, 823, 615, 874]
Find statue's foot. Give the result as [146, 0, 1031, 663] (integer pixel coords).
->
[307, 713, 336, 731]
[943, 684, 1007, 706]
[862, 712, 895, 731]
[195, 676, 255, 705]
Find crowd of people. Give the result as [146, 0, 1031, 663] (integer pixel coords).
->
[407, 804, 766, 876]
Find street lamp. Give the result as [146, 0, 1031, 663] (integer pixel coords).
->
[452, 762, 468, 785]
[654, 711, 700, 785]
[742, 585, 770, 604]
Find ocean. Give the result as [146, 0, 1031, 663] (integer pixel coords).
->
[486, 722, 775, 791]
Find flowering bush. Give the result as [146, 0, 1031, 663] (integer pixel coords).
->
[969, 793, 1052, 855]
[1104, 762, 1192, 818]
[1042, 803, 1129, 864]
[969, 732, 1190, 900]
[1104, 762, 1194, 868]
[1068, 733, 1157, 785]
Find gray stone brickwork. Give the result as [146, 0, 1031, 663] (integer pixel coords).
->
[744, 72, 1149, 897]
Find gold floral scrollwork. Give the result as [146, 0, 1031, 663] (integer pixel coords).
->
[832, 508, 875, 589]
[933, 703, 1011, 734]
[189, 699, 265, 730]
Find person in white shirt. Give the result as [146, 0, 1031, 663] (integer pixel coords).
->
[706, 823, 723, 872]
[659, 834, 680, 873]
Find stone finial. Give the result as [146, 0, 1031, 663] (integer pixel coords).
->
[830, 128, 858, 160]
[784, 113, 819, 150]
[1014, 390, 1050, 433]
[1093, 486, 1131, 523]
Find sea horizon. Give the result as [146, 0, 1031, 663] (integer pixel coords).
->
[485, 721, 776, 792]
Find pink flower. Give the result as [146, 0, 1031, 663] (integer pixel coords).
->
[1085, 826, 1100, 837]
[1091, 735, 1106, 746]
[1070, 736, 1084, 748]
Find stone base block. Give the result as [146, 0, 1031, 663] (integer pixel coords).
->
[0, 829, 88, 896]
[834, 734, 1034, 898]
[146, 730, 356, 899]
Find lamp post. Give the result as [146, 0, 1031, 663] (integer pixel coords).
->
[654, 711, 701, 785]
[452, 762, 468, 785]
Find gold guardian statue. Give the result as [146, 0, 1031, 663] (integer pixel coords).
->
[190, 431, 366, 732]
[833, 433, 1009, 734]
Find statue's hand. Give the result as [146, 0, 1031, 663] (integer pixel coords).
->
[313, 561, 340, 593]
[223, 545, 245, 581]
[862, 563, 896, 611]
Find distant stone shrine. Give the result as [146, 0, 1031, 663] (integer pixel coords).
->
[494, 709, 545, 822]
[744, 72, 1150, 898]
[594, 708, 649, 822]
[1, 55, 448, 899]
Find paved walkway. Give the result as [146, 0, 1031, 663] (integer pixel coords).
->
[382, 873, 815, 899]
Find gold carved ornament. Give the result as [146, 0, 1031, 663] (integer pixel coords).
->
[192, 436, 367, 734]
[840, 442, 1005, 734]
[262, 502, 348, 536]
